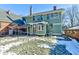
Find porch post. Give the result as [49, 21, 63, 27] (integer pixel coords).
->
[27, 26, 28, 36]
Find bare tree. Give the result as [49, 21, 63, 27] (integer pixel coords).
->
[75, 10, 79, 26]
[66, 5, 79, 27]
[62, 10, 71, 29]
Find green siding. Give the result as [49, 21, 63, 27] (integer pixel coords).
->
[23, 9, 64, 35]
[35, 24, 46, 35]
[52, 24, 62, 34]
[25, 16, 33, 23]
[53, 19, 61, 23]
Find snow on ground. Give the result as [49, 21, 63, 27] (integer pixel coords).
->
[0, 37, 18, 43]
[38, 44, 52, 49]
[56, 36, 65, 40]
[56, 36, 79, 55]
[0, 36, 57, 55]
[0, 37, 24, 55]
[0, 41, 23, 55]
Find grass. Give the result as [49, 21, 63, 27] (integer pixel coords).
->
[0, 36, 56, 55]
[7, 39, 54, 55]
[0, 40, 19, 46]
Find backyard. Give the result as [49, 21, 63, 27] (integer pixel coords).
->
[0, 36, 57, 55]
[0, 36, 79, 55]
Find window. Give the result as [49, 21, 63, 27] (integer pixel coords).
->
[30, 25, 32, 28]
[39, 25, 41, 30]
[47, 14, 50, 19]
[33, 16, 35, 21]
[40, 15, 43, 20]
[37, 15, 43, 22]
[34, 16, 40, 22]
[38, 24, 43, 31]
[42, 25, 44, 30]
[33, 24, 36, 32]
[51, 13, 53, 17]
[50, 24, 53, 27]
[53, 13, 59, 18]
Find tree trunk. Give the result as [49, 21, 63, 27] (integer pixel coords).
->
[71, 19, 73, 27]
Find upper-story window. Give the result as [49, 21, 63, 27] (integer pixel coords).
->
[53, 13, 59, 18]
[40, 15, 43, 20]
[50, 13, 53, 17]
[35, 15, 43, 22]
[33, 16, 35, 21]
[47, 14, 50, 19]
[49, 13, 59, 19]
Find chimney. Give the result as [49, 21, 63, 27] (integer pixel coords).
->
[6, 10, 10, 15]
[53, 6, 56, 10]
[30, 5, 32, 16]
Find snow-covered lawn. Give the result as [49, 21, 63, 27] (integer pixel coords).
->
[0, 41, 23, 55]
[0, 37, 25, 55]
[38, 44, 52, 49]
[0, 37, 17, 43]
[0, 36, 56, 55]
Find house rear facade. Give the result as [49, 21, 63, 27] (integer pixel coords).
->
[22, 6, 64, 36]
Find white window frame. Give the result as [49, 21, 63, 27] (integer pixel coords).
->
[37, 24, 43, 31]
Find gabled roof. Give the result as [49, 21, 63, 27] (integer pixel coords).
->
[33, 8, 64, 16]
[0, 8, 22, 22]
[24, 8, 64, 17]
[64, 26, 79, 30]
[68, 26, 79, 30]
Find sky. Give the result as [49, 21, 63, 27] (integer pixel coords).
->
[0, 4, 73, 16]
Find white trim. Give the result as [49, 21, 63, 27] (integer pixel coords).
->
[37, 24, 43, 31]
[53, 23, 61, 25]
[28, 21, 48, 25]
[52, 33, 62, 35]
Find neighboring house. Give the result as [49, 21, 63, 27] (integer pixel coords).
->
[23, 6, 64, 35]
[0, 9, 22, 36]
[64, 26, 79, 39]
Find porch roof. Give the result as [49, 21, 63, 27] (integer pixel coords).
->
[27, 21, 48, 25]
